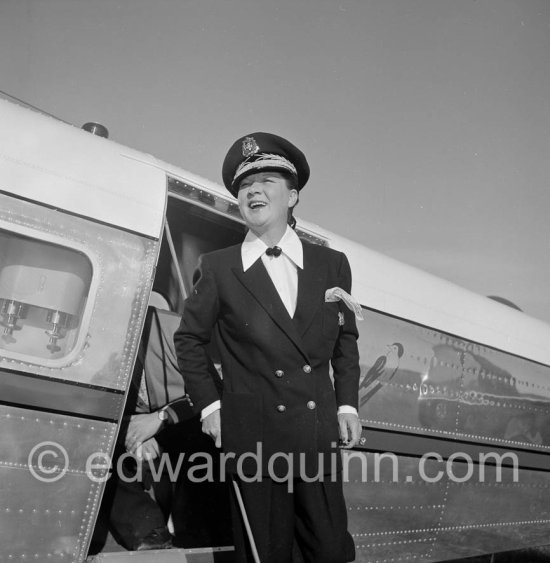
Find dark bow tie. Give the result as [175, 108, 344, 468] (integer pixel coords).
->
[265, 246, 282, 257]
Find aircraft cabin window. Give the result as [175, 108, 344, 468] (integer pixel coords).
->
[0, 229, 92, 362]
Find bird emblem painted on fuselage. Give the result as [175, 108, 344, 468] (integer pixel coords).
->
[359, 342, 404, 406]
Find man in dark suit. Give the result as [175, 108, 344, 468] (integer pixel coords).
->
[174, 132, 362, 562]
[92, 305, 193, 552]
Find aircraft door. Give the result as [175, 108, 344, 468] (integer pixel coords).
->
[0, 192, 161, 562]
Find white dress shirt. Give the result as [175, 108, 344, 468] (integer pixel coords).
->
[201, 226, 357, 419]
[241, 226, 302, 316]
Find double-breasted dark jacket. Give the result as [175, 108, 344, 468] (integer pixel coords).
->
[174, 239, 361, 478]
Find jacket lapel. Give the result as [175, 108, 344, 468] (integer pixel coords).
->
[231, 259, 309, 360]
[293, 243, 326, 336]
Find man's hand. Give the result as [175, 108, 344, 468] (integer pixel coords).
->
[338, 412, 362, 449]
[134, 437, 161, 460]
[125, 412, 163, 453]
[202, 408, 222, 448]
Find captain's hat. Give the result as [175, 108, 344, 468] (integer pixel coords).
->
[222, 132, 310, 197]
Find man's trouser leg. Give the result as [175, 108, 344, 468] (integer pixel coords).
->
[108, 457, 167, 550]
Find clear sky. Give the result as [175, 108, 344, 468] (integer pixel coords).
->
[1, 0, 549, 322]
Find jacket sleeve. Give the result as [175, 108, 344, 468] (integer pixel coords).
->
[331, 252, 361, 410]
[161, 395, 195, 424]
[173, 255, 222, 414]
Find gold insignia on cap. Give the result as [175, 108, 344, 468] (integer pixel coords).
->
[242, 136, 260, 158]
[234, 154, 297, 185]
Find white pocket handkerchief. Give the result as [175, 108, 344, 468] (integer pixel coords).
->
[325, 287, 364, 321]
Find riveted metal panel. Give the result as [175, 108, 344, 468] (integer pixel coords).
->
[344, 452, 448, 562]
[429, 466, 550, 561]
[357, 309, 550, 456]
[344, 451, 550, 562]
[0, 186, 160, 560]
[0, 405, 117, 562]
[350, 307, 550, 561]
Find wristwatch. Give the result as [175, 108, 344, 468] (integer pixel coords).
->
[157, 409, 168, 425]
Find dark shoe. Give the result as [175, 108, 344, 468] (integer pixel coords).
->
[135, 526, 173, 551]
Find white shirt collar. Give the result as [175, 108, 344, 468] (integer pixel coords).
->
[241, 226, 303, 272]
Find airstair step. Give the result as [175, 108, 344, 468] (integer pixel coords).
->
[86, 545, 234, 562]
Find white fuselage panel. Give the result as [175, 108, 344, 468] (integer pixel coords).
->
[0, 99, 165, 239]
